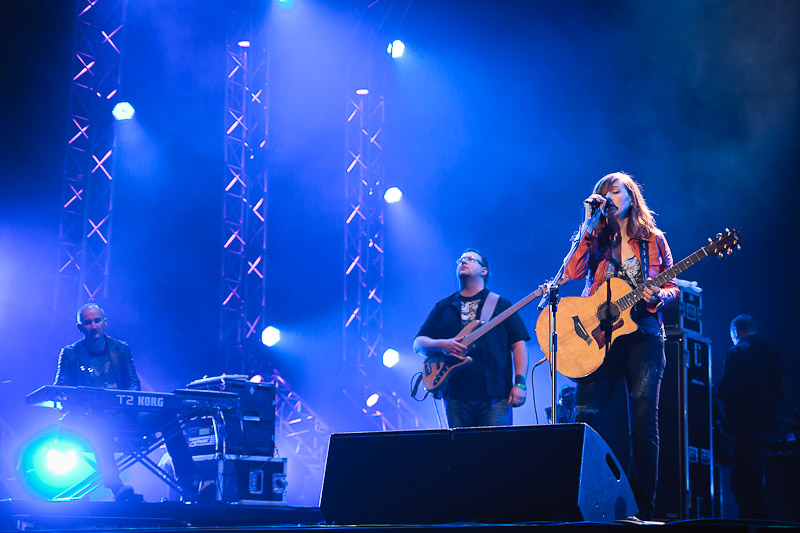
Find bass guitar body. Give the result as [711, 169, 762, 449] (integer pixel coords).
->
[421, 320, 480, 393]
[535, 277, 637, 379]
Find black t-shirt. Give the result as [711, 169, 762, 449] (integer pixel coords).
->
[86, 343, 118, 389]
[415, 288, 530, 400]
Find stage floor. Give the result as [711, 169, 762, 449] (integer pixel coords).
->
[1, 499, 798, 532]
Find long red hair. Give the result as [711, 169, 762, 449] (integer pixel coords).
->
[593, 172, 656, 240]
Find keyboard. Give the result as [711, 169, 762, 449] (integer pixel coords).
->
[26, 385, 240, 413]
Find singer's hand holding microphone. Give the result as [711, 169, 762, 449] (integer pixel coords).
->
[582, 194, 615, 233]
[583, 194, 615, 217]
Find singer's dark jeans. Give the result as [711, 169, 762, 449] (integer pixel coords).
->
[571, 330, 665, 520]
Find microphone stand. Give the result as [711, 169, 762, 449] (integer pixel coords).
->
[538, 205, 604, 424]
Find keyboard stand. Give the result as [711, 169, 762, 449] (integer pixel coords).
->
[52, 408, 209, 501]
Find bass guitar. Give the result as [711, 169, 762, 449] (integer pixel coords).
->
[535, 229, 741, 379]
[421, 280, 560, 393]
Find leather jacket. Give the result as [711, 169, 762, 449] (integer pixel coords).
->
[565, 226, 679, 313]
[55, 335, 141, 391]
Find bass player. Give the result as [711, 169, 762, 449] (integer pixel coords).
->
[413, 248, 530, 428]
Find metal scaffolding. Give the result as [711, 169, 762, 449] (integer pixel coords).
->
[272, 371, 330, 506]
[344, 87, 386, 381]
[221, 7, 269, 374]
[56, 0, 125, 309]
[220, 4, 330, 505]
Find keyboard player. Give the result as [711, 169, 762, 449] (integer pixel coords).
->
[54, 303, 206, 501]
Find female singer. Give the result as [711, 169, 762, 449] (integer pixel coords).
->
[564, 172, 679, 520]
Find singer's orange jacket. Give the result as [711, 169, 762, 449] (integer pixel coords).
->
[564, 226, 679, 313]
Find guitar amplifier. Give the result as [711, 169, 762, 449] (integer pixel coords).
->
[663, 279, 703, 335]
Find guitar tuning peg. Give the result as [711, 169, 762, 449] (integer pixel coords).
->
[708, 237, 713, 244]
[725, 227, 730, 233]
[736, 244, 741, 250]
[716, 232, 722, 239]
[718, 252, 723, 258]
[727, 248, 733, 255]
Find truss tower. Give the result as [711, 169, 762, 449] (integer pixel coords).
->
[56, 0, 125, 309]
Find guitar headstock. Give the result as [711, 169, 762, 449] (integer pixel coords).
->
[705, 228, 742, 258]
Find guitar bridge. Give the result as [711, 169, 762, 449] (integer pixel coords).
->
[572, 316, 593, 346]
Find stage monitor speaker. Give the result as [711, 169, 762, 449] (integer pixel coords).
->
[320, 423, 637, 525]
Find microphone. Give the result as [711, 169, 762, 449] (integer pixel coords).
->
[584, 196, 615, 212]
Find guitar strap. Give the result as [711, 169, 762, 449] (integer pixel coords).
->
[480, 292, 500, 324]
[639, 239, 649, 278]
[411, 291, 500, 404]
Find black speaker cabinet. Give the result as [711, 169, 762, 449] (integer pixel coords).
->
[320, 423, 637, 525]
[656, 332, 714, 520]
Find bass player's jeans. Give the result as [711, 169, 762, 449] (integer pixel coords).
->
[572, 330, 665, 520]
[445, 397, 512, 428]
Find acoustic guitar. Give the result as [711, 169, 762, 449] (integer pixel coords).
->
[535, 229, 741, 379]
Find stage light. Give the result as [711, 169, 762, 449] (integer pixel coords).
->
[382, 348, 400, 368]
[261, 326, 281, 347]
[45, 448, 78, 475]
[112, 102, 135, 121]
[249, 374, 264, 383]
[384, 186, 403, 204]
[365, 393, 380, 408]
[387, 40, 405, 59]
[355, 88, 370, 95]
[238, 40, 251, 48]
[17, 431, 96, 500]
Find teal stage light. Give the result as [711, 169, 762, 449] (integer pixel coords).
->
[17, 430, 97, 500]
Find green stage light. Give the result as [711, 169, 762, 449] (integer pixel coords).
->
[17, 430, 97, 500]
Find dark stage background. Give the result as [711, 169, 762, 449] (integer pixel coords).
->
[1, 0, 797, 507]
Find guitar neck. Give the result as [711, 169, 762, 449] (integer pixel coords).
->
[617, 245, 710, 311]
[462, 287, 545, 345]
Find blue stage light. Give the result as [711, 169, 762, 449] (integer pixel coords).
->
[387, 40, 405, 59]
[261, 326, 281, 347]
[384, 186, 403, 203]
[112, 102, 135, 121]
[17, 431, 96, 500]
[382, 348, 400, 368]
[365, 393, 380, 408]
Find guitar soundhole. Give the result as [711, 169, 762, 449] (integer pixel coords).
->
[596, 302, 621, 328]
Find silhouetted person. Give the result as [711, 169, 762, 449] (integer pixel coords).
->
[715, 314, 782, 519]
